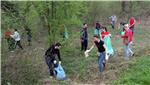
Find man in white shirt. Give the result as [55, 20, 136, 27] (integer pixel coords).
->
[109, 15, 117, 29]
[10, 29, 23, 50]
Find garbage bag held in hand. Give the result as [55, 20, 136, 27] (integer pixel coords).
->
[54, 64, 66, 80]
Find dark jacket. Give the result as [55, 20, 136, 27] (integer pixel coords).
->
[80, 28, 88, 40]
[45, 45, 61, 61]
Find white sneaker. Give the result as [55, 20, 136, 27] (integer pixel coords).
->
[10, 51, 14, 52]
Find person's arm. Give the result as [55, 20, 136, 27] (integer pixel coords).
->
[121, 31, 128, 38]
[88, 41, 95, 52]
[103, 44, 107, 51]
[56, 50, 61, 62]
[10, 33, 15, 38]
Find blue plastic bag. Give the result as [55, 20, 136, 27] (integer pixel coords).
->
[54, 64, 66, 80]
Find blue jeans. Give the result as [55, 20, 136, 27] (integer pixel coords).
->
[124, 45, 129, 59]
[98, 52, 106, 72]
[128, 42, 133, 55]
[111, 21, 115, 29]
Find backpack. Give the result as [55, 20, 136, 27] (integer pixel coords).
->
[54, 64, 66, 80]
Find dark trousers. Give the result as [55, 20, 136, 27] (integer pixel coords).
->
[81, 39, 88, 51]
[7, 38, 15, 50]
[45, 56, 55, 76]
[15, 41, 23, 49]
[111, 21, 115, 29]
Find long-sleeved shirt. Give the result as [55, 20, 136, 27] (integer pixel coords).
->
[129, 17, 135, 26]
[10, 31, 21, 41]
[80, 28, 88, 40]
[110, 15, 117, 22]
[45, 45, 61, 61]
[121, 28, 133, 44]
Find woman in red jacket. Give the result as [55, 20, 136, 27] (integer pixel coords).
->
[101, 26, 111, 39]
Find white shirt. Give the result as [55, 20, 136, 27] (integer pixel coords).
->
[10, 31, 21, 41]
[110, 15, 117, 22]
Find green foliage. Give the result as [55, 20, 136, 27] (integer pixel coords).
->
[114, 56, 150, 85]
[1, 55, 42, 85]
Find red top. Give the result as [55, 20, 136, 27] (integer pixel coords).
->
[4, 31, 11, 38]
[101, 31, 110, 39]
[129, 17, 135, 26]
[128, 29, 133, 42]
[121, 28, 133, 43]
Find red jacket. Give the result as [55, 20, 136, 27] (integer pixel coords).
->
[101, 31, 110, 39]
[129, 17, 135, 26]
[121, 28, 133, 44]
[128, 29, 133, 42]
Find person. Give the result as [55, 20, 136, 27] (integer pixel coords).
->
[86, 35, 107, 74]
[101, 26, 114, 60]
[121, 24, 134, 60]
[80, 23, 88, 51]
[10, 29, 23, 50]
[94, 22, 102, 39]
[101, 26, 111, 39]
[4, 28, 12, 50]
[44, 43, 62, 77]
[129, 17, 135, 34]
[25, 28, 32, 46]
[109, 15, 117, 29]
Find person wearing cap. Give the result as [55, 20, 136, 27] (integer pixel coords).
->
[44, 43, 62, 77]
[121, 24, 134, 60]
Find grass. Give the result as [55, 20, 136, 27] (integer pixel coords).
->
[113, 56, 150, 85]
[1, 22, 150, 85]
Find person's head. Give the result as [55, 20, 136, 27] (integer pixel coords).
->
[54, 42, 61, 49]
[83, 23, 87, 28]
[96, 22, 101, 28]
[102, 26, 108, 32]
[124, 24, 129, 30]
[93, 35, 100, 42]
[13, 29, 18, 32]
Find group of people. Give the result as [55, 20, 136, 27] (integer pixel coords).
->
[4, 28, 32, 52]
[44, 16, 135, 80]
[82, 17, 135, 74]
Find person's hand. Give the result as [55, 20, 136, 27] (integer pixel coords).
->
[59, 61, 61, 64]
[80, 39, 83, 42]
[86, 50, 91, 53]
[84, 50, 89, 58]
[53, 60, 57, 64]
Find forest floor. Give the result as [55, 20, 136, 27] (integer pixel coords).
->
[1, 20, 150, 85]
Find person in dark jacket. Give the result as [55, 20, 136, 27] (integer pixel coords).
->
[80, 23, 88, 51]
[25, 28, 32, 46]
[45, 43, 62, 77]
